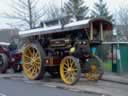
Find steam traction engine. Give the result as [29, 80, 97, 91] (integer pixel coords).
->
[19, 17, 113, 85]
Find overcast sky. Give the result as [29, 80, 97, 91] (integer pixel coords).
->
[0, 0, 128, 29]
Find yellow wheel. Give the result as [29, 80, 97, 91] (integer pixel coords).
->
[22, 42, 45, 80]
[85, 56, 104, 81]
[60, 56, 81, 85]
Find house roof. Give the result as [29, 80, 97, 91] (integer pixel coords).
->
[0, 42, 10, 46]
[0, 29, 19, 43]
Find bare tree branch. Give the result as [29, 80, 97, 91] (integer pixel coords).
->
[116, 6, 128, 25]
[44, 3, 63, 20]
[3, 0, 45, 30]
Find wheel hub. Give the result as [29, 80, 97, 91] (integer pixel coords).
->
[85, 64, 100, 80]
[67, 68, 73, 72]
[91, 64, 97, 72]
[31, 59, 35, 65]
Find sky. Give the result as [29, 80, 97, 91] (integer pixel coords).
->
[0, 0, 128, 29]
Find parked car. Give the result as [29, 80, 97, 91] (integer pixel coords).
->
[0, 42, 22, 73]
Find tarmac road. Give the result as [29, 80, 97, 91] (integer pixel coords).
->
[0, 78, 100, 96]
[1, 73, 128, 96]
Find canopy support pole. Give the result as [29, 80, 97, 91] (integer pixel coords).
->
[100, 23, 104, 41]
[90, 23, 93, 40]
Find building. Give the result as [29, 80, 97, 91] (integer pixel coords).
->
[0, 28, 19, 43]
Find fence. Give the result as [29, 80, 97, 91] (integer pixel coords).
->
[96, 42, 128, 73]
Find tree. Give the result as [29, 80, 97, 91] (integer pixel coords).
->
[64, 0, 89, 21]
[116, 6, 128, 25]
[45, 3, 63, 20]
[91, 0, 113, 21]
[115, 6, 128, 41]
[4, 0, 45, 29]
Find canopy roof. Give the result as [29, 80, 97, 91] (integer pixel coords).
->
[19, 17, 112, 38]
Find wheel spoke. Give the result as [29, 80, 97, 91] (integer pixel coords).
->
[68, 59, 71, 66]
[28, 48, 32, 56]
[64, 70, 68, 73]
[73, 70, 78, 73]
[34, 53, 39, 58]
[32, 48, 38, 58]
[64, 66, 68, 70]
[32, 48, 35, 57]
[24, 61, 31, 64]
[70, 74, 75, 82]
[34, 67, 38, 76]
[72, 67, 78, 72]
[69, 59, 73, 67]
[64, 63, 68, 68]
[34, 63, 40, 70]
[66, 59, 70, 67]
[34, 61, 40, 66]
[26, 66, 33, 73]
[24, 63, 31, 69]
[70, 73, 75, 82]
[31, 66, 37, 76]
[66, 73, 71, 81]
[24, 54, 31, 59]
[71, 63, 75, 68]
[68, 59, 72, 67]
[35, 59, 41, 64]
[34, 60, 41, 69]
[35, 57, 40, 62]
[64, 73, 68, 79]
[23, 56, 30, 62]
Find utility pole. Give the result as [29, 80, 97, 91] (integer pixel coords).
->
[113, 28, 122, 73]
[60, 0, 64, 29]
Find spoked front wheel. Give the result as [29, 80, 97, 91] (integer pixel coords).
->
[60, 56, 81, 85]
[85, 55, 104, 81]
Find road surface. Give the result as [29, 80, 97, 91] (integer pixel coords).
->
[0, 78, 100, 96]
[0, 73, 128, 96]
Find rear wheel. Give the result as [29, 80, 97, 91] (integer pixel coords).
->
[22, 42, 45, 80]
[85, 55, 104, 81]
[0, 53, 8, 73]
[60, 56, 81, 85]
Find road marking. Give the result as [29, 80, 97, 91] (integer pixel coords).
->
[0, 93, 7, 96]
[44, 84, 57, 88]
